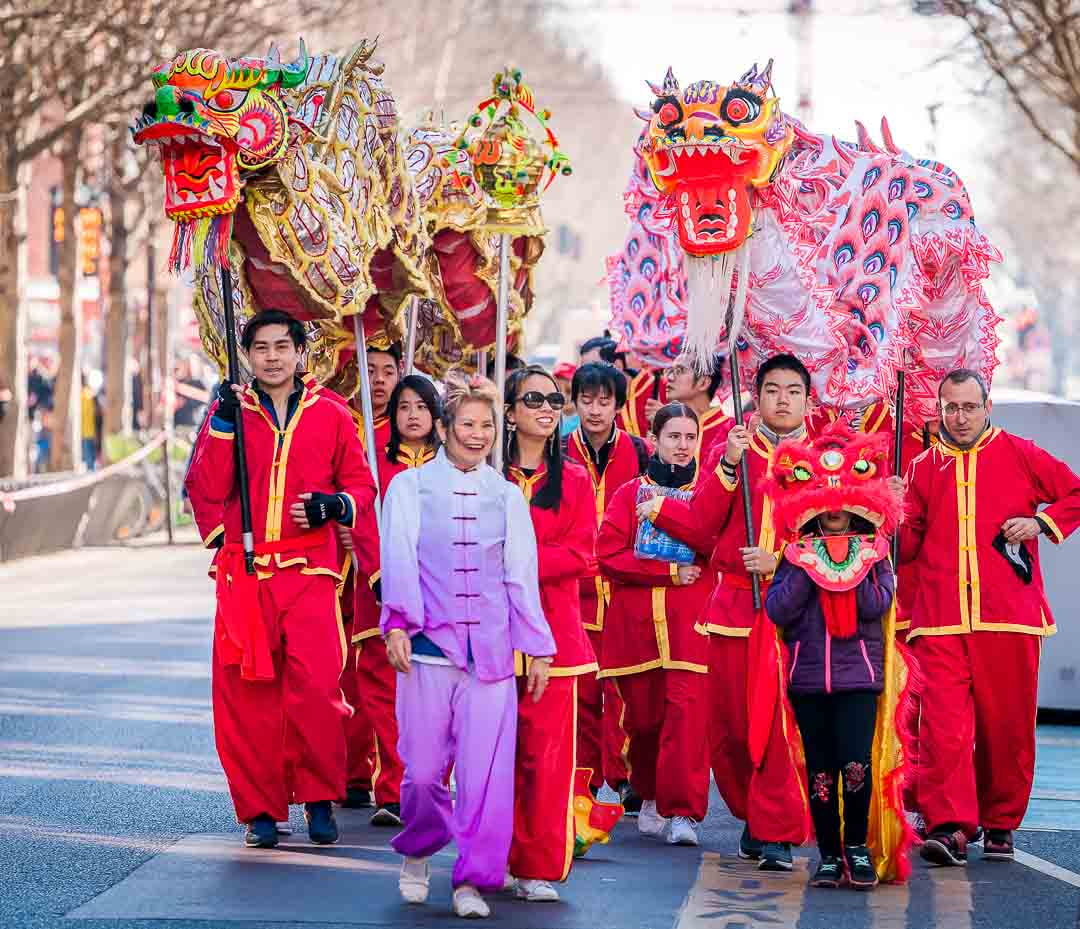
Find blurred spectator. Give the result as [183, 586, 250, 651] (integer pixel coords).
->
[0, 372, 11, 422]
[27, 357, 54, 419]
[80, 370, 103, 471]
[173, 356, 209, 427]
[553, 362, 580, 438]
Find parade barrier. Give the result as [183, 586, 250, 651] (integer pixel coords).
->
[0, 432, 183, 563]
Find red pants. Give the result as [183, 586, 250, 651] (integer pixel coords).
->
[509, 676, 577, 882]
[709, 635, 810, 843]
[342, 642, 375, 791]
[351, 637, 403, 805]
[617, 669, 709, 820]
[577, 628, 630, 789]
[212, 571, 348, 823]
[914, 632, 1040, 835]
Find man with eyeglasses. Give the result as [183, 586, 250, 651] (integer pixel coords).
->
[663, 352, 731, 462]
[899, 368, 1080, 867]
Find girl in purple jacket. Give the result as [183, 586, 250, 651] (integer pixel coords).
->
[764, 426, 900, 891]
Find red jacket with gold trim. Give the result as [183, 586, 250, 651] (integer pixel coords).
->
[186, 378, 376, 579]
[899, 427, 1080, 638]
[507, 460, 598, 676]
[565, 426, 650, 631]
[650, 431, 787, 635]
[697, 406, 733, 465]
[618, 369, 667, 438]
[597, 475, 715, 677]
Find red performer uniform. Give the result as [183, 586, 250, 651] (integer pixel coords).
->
[346, 443, 436, 808]
[565, 426, 650, 790]
[506, 461, 598, 882]
[649, 433, 811, 844]
[696, 406, 733, 465]
[598, 475, 715, 822]
[900, 427, 1080, 837]
[186, 378, 376, 823]
[618, 369, 667, 437]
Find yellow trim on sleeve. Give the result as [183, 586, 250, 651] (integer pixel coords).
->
[715, 463, 738, 492]
[209, 427, 235, 441]
[599, 658, 663, 678]
[340, 492, 358, 529]
[669, 563, 681, 585]
[705, 624, 752, 637]
[1036, 512, 1065, 544]
[202, 524, 225, 549]
[549, 661, 600, 679]
[351, 627, 383, 646]
[368, 569, 382, 589]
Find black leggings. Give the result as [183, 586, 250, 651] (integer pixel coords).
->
[790, 691, 878, 856]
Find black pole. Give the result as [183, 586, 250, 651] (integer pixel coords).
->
[891, 370, 906, 567]
[221, 266, 256, 575]
[729, 354, 761, 611]
[651, 370, 662, 400]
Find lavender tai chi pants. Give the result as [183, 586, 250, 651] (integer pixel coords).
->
[392, 662, 518, 891]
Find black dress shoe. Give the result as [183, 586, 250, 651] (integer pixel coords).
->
[244, 814, 279, 848]
[340, 786, 372, 809]
[371, 802, 402, 827]
[305, 801, 340, 845]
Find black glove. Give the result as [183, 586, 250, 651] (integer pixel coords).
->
[371, 577, 382, 604]
[304, 492, 346, 528]
[214, 381, 240, 425]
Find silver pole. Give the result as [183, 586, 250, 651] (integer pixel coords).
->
[491, 232, 511, 471]
[475, 350, 487, 378]
[352, 314, 382, 532]
[404, 297, 419, 376]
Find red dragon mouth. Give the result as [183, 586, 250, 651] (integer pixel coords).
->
[135, 124, 241, 219]
[653, 143, 762, 256]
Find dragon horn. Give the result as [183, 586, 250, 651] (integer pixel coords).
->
[661, 67, 679, 94]
[634, 105, 653, 122]
[646, 79, 663, 97]
[832, 135, 855, 169]
[738, 62, 759, 85]
[265, 41, 281, 71]
[854, 120, 881, 153]
[758, 58, 774, 91]
[880, 116, 900, 155]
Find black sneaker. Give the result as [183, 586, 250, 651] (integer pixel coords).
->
[844, 844, 878, 889]
[759, 842, 794, 871]
[244, 814, 279, 849]
[811, 855, 843, 888]
[921, 828, 968, 866]
[616, 781, 643, 816]
[305, 801, 340, 845]
[738, 824, 764, 861]
[982, 829, 1014, 861]
[371, 802, 403, 827]
[340, 786, 372, 809]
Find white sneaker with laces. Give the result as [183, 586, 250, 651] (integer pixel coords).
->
[398, 856, 430, 904]
[666, 816, 700, 846]
[637, 799, 669, 837]
[515, 878, 560, 902]
[452, 883, 491, 918]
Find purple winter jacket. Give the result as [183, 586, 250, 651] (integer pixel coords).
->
[765, 557, 895, 695]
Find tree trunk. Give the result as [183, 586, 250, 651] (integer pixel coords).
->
[49, 129, 83, 472]
[103, 135, 129, 446]
[0, 135, 28, 478]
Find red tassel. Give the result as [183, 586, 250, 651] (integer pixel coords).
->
[820, 588, 857, 638]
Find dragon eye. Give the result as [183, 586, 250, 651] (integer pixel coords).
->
[853, 459, 875, 477]
[209, 88, 248, 111]
[658, 102, 680, 125]
[721, 91, 761, 126]
[792, 465, 813, 481]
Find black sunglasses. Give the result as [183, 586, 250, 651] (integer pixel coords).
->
[517, 391, 566, 411]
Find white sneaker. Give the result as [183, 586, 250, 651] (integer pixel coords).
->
[399, 856, 430, 904]
[637, 799, 669, 838]
[514, 878, 560, 902]
[667, 816, 700, 846]
[501, 872, 516, 893]
[452, 883, 491, 918]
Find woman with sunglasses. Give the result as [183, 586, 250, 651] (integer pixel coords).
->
[503, 365, 599, 903]
[596, 402, 716, 847]
[345, 375, 444, 829]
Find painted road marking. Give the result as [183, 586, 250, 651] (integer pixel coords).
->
[1015, 848, 1080, 889]
[927, 864, 972, 929]
[675, 853, 808, 928]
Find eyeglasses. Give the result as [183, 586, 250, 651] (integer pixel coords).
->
[517, 391, 566, 411]
[941, 402, 984, 417]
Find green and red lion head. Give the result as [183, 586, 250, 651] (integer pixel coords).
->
[131, 44, 308, 220]
[638, 61, 793, 256]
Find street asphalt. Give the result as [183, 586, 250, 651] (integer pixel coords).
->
[1, 541, 1079, 929]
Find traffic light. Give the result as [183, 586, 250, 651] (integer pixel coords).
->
[78, 207, 102, 277]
